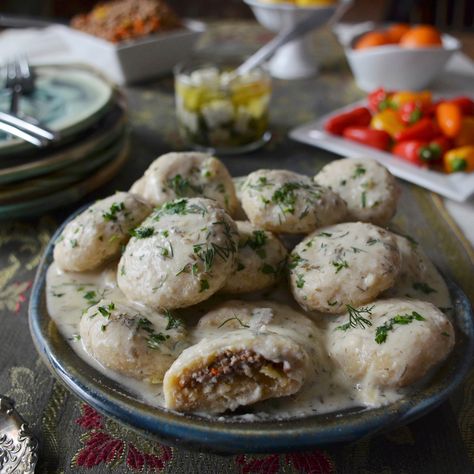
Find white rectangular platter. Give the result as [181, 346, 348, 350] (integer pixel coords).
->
[290, 100, 474, 202]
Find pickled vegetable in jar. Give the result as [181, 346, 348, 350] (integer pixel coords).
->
[174, 61, 271, 153]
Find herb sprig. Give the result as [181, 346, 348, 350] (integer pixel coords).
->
[336, 304, 374, 331]
[375, 311, 426, 344]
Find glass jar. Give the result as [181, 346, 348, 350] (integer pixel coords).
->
[174, 58, 271, 154]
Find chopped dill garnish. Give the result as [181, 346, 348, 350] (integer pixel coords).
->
[199, 279, 210, 292]
[352, 165, 366, 179]
[332, 259, 349, 273]
[136, 317, 170, 349]
[164, 310, 183, 330]
[167, 174, 203, 197]
[375, 311, 426, 344]
[130, 226, 154, 239]
[103, 202, 125, 221]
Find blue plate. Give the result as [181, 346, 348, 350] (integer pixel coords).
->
[29, 212, 474, 454]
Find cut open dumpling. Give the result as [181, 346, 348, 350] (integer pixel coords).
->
[163, 330, 309, 413]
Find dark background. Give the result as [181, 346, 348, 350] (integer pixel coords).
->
[0, 0, 473, 31]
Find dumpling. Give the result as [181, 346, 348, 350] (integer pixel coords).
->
[117, 197, 238, 309]
[221, 221, 287, 294]
[163, 330, 309, 413]
[130, 151, 238, 215]
[240, 169, 347, 234]
[80, 299, 188, 383]
[54, 192, 151, 272]
[384, 233, 451, 309]
[327, 298, 454, 388]
[314, 158, 400, 226]
[289, 222, 401, 313]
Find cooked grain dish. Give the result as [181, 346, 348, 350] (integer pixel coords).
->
[71, 0, 182, 43]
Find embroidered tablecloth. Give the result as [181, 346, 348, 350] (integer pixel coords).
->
[0, 21, 473, 474]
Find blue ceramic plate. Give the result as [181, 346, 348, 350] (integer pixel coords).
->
[29, 217, 474, 454]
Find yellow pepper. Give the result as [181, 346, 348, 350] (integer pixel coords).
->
[443, 146, 474, 173]
[390, 91, 432, 108]
[370, 109, 405, 137]
[455, 117, 474, 147]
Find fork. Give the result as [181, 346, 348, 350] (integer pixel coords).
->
[2, 57, 60, 145]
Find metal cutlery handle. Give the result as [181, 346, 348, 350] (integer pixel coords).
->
[0, 111, 59, 141]
[0, 120, 48, 147]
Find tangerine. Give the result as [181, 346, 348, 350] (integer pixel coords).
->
[386, 23, 410, 43]
[355, 31, 392, 50]
[400, 25, 443, 47]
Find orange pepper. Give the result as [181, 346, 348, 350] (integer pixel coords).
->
[455, 116, 474, 147]
[436, 102, 462, 137]
[391, 91, 432, 108]
[370, 109, 405, 137]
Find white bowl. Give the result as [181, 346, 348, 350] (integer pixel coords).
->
[244, 0, 338, 79]
[345, 33, 461, 92]
[54, 20, 205, 85]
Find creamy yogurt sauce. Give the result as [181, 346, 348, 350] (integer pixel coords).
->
[46, 261, 450, 421]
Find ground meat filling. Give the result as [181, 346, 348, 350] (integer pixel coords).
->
[178, 349, 286, 389]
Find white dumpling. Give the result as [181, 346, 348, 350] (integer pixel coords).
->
[240, 169, 347, 234]
[80, 299, 188, 383]
[117, 197, 238, 309]
[221, 221, 287, 294]
[130, 151, 238, 215]
[327, 298, 454, 389]
[289, 222, 401, 313]
[54, 192, 151, 272]
[384, 233, 451, 310]
[315, 158, 400, 226]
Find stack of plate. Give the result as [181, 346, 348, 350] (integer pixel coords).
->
[0, 64, 129, 219]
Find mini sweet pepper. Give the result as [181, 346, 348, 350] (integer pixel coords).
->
[443, 146, 474, 173]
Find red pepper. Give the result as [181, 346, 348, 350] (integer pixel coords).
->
[325, 107, 372, 136]
[430, 135, 453, 158]
[399, 101, 424, 125]
[449, 96, 474, 116]
[342, 126, 392, 151]
[393, 140, 443, 166]
[368, 88, 394, 113]
[395, 118, 439, 142]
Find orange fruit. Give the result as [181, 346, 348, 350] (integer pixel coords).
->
[355, 31, 392, 50]
[386, 23, 410, 43]
[400, 25, 443, 47]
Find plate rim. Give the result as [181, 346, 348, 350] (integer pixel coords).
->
[0, 64, 115, 156]
[289, 97, 474, 202]
[28, 208, 474, 454]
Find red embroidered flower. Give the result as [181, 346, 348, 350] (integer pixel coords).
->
[236, 449, 334, 474]
[73, 404, 172, 472]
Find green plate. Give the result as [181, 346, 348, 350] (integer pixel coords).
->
[0, 65, 113, 156]
[0, 135, 130, 219]
[0, 103, 127, 185]
[0, 134, 127, 203]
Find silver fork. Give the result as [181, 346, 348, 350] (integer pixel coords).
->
[2, 57, 60, 145]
